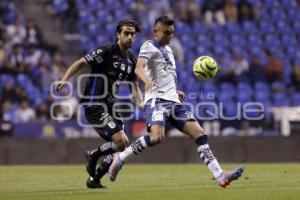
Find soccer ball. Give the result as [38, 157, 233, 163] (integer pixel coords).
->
[193, 56, 219, 80]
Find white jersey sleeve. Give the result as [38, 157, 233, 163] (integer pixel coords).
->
[138, 41, 156, 61]
[138, 40, 181, 104]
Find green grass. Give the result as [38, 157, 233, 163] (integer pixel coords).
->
[0, 164, 300, 200]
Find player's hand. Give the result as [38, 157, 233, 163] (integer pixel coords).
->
[145, 79, 155, 93]
[54, 81, 66, 92]
[177, 90, 185, 103]
[138, 102, 145, 109]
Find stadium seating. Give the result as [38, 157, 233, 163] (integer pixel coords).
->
[1, 0, 300, 128]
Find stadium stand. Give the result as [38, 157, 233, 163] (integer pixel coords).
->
[1, 0, 300, 136]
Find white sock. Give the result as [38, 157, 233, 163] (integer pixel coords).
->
[119, 136, 150, 162]
[197, 144, 223, 178]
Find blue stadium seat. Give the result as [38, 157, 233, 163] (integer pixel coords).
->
[259, 9, 270, 21]
[231, 34, 246, 47]
[225, 23, 240, 34]
[281, 34, 297, 47]
[287, 7, 300, 21]
[264, 34, 281, 47]
[263, 0, 280, 8]
[259, 21, 275, 33]
[210, 24, 224, 34]
[272, 93, 289, 106]
[221, 100, 238, 118]
[106, 0, 120, 10]
[214, 34, 229, 48]
[52, 0, 68, 13]
[96, 10, 110, 23]
[293, 21, 300, 33]
[16, 74, 32, 87]
[87, 22, 99, 37]
[237, 92, 252, 105]
[181, 35, 194, 48]
[79, 10, 94, 24]
[270, 10, 286, 21]
[237, 82, 252, 94]
[242, 22, 257, 33]
[197, 35, 212, 48]
[255, 82, 269, 93]
[192, 23, 207, 34]
[26, 85, 42, 105]
[75, 0, 86, 10]
[220, 82, 236, 98]
[290, 93, 300, 106]
[275, 20, 291, 34]
[87, 0, 102, 11]
[203, 82, 218, 94]
[281, 0, 298, 8]
[271, 81, 286, 92]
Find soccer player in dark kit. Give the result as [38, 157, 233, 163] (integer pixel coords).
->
[55, 19, 143, 189]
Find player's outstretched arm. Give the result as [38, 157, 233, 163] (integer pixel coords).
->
[132, 81, 144, 108]
[134, 57, 154, 93]
[55, 57, 87, 91]
[177, 90, 185, 103]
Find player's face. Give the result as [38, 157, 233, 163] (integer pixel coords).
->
[154, 23, 174, 45]
[117, 25, 136, 49]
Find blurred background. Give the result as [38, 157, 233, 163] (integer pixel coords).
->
[0, 0, 300, 164]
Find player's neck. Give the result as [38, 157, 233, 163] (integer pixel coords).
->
[153, 38, 166, 47]
[117, 41, 129, 56]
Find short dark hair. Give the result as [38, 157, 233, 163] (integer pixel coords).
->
[154, 16, 174, 26]
[115, 19, 142, 34]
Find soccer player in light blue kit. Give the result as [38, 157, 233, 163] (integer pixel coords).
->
[109, 16, 244, 188]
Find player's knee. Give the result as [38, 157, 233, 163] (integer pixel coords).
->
[115, 137, 129, 151]
[150, 133, 164, 145]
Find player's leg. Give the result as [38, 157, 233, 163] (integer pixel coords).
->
[87, 130, 129, 185]
[108, 124, 165, 181]
[108, 100, 168, 181]
[119, 124, 165, 162]
[86, 129, 129, 167]
[85, 108, 129, 188]
[181, 121, 244, 188]
[86, 154, 113, 189]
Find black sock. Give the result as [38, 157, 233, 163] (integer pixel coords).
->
[90, 142, 118, 159]
[94, 154, 113, 182]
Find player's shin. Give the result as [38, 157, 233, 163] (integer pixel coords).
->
[195, 135, 223, 178]
[93, 155, 113, 183]
[119, 135, 152, 162]
[90, 142, 118, 159]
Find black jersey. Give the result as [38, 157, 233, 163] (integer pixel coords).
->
[81, 43, 137, 106]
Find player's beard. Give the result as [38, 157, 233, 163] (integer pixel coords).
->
[125, 41, 133, 49]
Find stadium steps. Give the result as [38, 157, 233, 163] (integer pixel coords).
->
[14, 0, 65, 52]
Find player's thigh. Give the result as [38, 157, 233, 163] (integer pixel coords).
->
[150, 124, 165, 137]
[84, 106, 127, 143]
[111, 130, 129, 149]
[181, 121, 206, 139]
[144, 99, 167, 140]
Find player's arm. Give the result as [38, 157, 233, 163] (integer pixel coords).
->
[134, 58, 154, 92]
[177, 90, 185, 102]
[132, 81, 144, 108]
[55, 57, 87, 91]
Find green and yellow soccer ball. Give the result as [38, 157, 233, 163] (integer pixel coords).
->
[193, 56, 219, 80]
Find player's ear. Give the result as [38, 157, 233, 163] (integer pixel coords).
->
[116, 32, 121, 40]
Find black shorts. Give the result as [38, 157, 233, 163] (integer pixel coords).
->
[84, 105, 124, 141]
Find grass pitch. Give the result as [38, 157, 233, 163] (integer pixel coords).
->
[0, 163, 299, 200]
